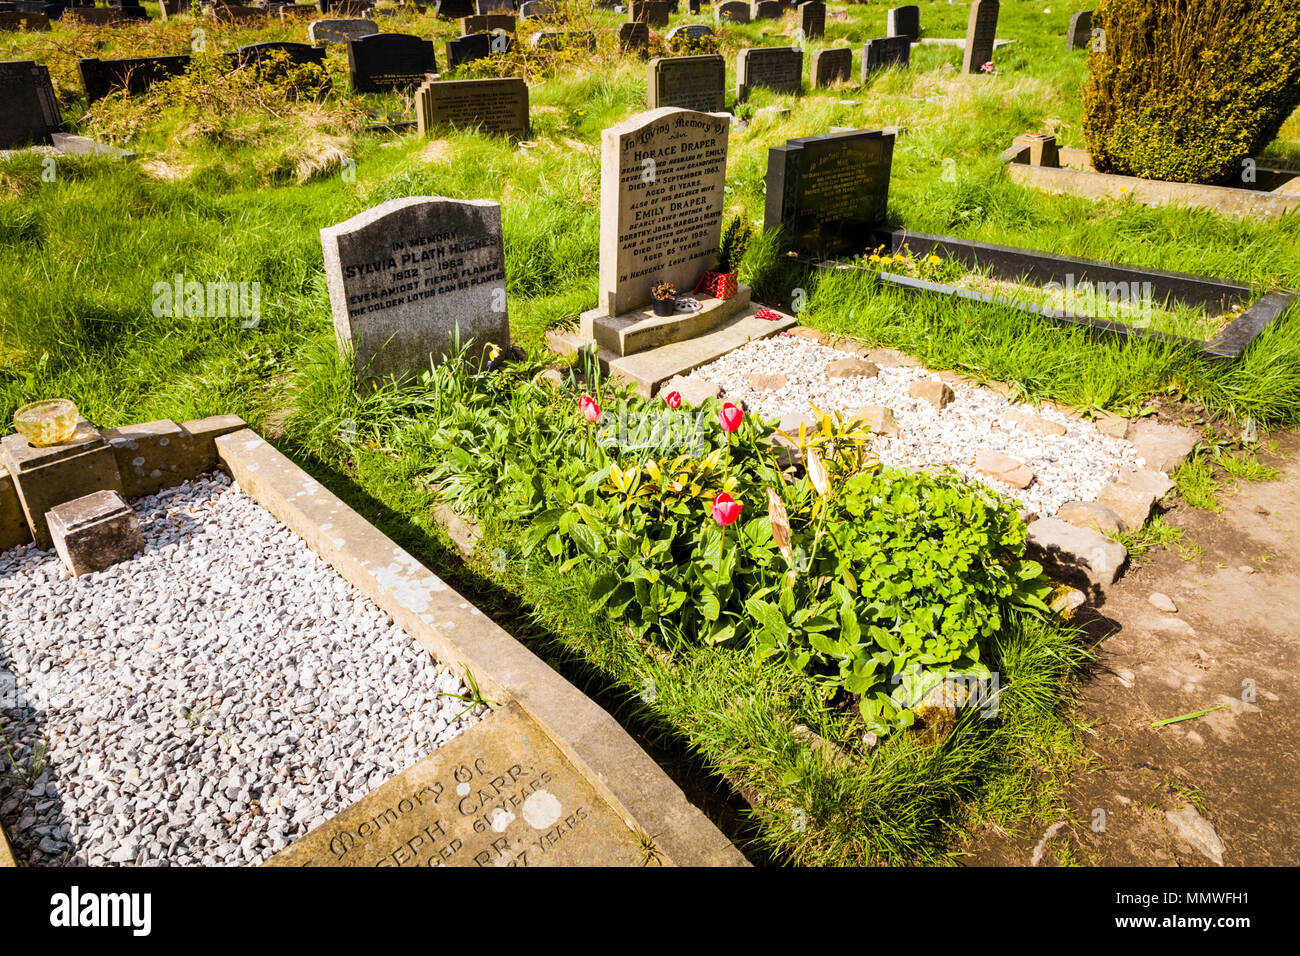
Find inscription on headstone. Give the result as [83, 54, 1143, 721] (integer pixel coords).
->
[764, 128, 895, 258]
[0, 10, 50, 29]
[962, 0, 998, 73]
[0, 60, 60, 149]
[736, 46, 802, 100]
[628, 0, 668, 26]
[886, 4, 919, 41]
[1066, 10, 1092, 49]
[646, 54, 725, 112]
[461, 12, 514, 32]
[617, 20, 649, 53]
[598, 107, 730, 317]
[810, 46, 851, 87]
[347, 33, 437, 92]
[308, 17, 378, 45]
[861, 35, 910, 79]
[417, 76, 528, 136]
[321, 196, 510, 383]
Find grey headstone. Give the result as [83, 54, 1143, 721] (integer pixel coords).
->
[308, 17, 378, 45]
[321, 197, 511, 384]
[646, 54, 725, 111]
[716, 1, 748, 23]
[736, 46, 802, 100]
[1066, 10, 1092, 49]
[797, 1, 823, 40]
[962, 0, 998, 73]
[416, 75, 528, 135]
[750, 0, 779, 19]
[810, 46, 851, 87]
[862, 35, 910, 79]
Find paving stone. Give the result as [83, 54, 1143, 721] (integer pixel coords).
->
[909, 379, 954, 409]
[1056, 499, 1123, 536]
[974, 449, 1033, 489]
[1096, 468, 1175, 530]
[825, 357, 879, 379]
[746, 372, 787, 391]
[1027, 516, 1128, 587]
[1093, 411, 1130, 439]
[1000, 407, 1067, 437]
[1131, 420, 1198, 473]
[848, 404, 899, 438]
[659, 375, 721, 406]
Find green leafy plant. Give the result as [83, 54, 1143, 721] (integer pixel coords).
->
[716, 214, 754, 275]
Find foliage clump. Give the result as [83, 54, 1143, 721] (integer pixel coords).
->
[1082, 0, 1300, 184]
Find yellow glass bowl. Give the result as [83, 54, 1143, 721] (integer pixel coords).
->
[13, 399, 79, 447]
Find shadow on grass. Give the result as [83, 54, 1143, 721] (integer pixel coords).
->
[274, 442, 779, 867]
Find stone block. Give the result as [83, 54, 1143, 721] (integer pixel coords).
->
[103, 419, 189, 499]
[0, 421, 125, 549]
[0, 466, 31, 551]
[1027, 516, 1128, 588]
[1055, 499, 1123, 536]
[848, 404, 899, 437]
[974, 449, 1033, 489]
[909, 379, 954, 409]
[46, 489, 144, 576]
[1131, 421, 1198, 473]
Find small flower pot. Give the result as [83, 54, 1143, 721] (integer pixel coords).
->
[696, 270, 739, 301]
[652, 296, 676, 316]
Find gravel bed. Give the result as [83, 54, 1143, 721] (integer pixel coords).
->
[0, 472, 484, 867]
[693, 335, 1145, 516]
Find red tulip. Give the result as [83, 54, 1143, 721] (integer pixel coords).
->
[663, 390, 682, 409]
[711, 492, 743, 526]
[579, 395, 601, 423]
[719, 402, 744, 433]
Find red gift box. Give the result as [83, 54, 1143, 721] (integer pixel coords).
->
[695, 270, 739, 301]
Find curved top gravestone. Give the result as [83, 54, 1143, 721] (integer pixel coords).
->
[308, 18, 379, 44]
[321, 196, 510, 384]
[347, 32, 437, 91]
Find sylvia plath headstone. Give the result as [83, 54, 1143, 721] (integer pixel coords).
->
[347, 33, 437, 91]
[0, 60, 60, 149]
[646, 54, 725, 112]
[810, 47, 851, 87]
[886, 5, 919, 41]
[322, 197, 510, 383]
[736, 46, 802, 100]
[764, 128, 896, 258]
[962, 0, 998, 74]
[861, 35, 910, 79]
[416, 76, 528, 136]
[597, 107, 730, 317]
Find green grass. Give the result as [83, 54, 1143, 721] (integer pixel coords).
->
[1112, 515, 1186, 563]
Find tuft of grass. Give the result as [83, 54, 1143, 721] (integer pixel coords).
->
[1112, 515, 1185, 562]
[1173, 458, 1223, 512]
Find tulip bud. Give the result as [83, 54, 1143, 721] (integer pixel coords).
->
[579, 395, 602, 423]
[719, 402, 744, 433]
[663, 390, 682, 409]
[711, 492, 743, 526]
[806, 446, 829, 496]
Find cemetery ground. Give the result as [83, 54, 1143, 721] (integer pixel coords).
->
[1, 1, 1299, 867]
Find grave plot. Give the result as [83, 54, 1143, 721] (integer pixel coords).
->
[0, 472, 485, 866]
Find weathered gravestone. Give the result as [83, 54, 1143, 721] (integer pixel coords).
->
[265, 703, 651, 868]
[646, 54, 725, 112]
[207, 4, 267, 22]
[862, 35, 910, 79]
[416, 76, 528, 135]
[321, 196, 510, 383]
[462, 12, 514, 31]
[750, 0, 778, 19]
[319, 0, 373, 13]
[348, 33, 437, 92]
[0, 61, 60, 149]
[78, 55, 191, 103]
[308, 17, 378, 44]
[764, 128, 895, 258]
[517, 0, 555, 17]
[278, 4, 320, 20]
[736, 46, 801, 100]
[233, 41, 327, 75]
[445, 32, 496, 66]
[628, 0, 668, 26]
[887, 4, 919, 41]
[65, 5, 145, 22]
[1066, 10, 1092, 49]
[474, 0, 514, 12]
[0, 10, 50, 29]
[596, 107, 730, 317]
[810, 46, 851, 87]
[158, 0, 189, 17]
[665, 23, 712, 48]
[435, 0, 475, 16]
[530, 30, 594, 50]
[962, 0, 998, 73]
[797, 1, 824, 40]
[618, 20, 648, 53]
[716, 1, 748, 23]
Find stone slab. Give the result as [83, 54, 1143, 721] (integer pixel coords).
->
[308, 17, 378, 44]
[1028, 515, 1128, 590]
[962, 0, 998, 73]
[736, 46, 802, 100]
[416, 76, 528, 137]
[646, 55, 725, 112]
[585, 284, 752, 356]
[0, 465, 31, 550]
[267, 701, 650, 867]
[47, 488, 145, 577]
[214, 428, 746, 867]
[0, 422, 124, 550]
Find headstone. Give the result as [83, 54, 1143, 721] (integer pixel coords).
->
[206, 4, 266, 21]
[0, 9, 50, 29]
[319, 0, 372, 12]
[158, 0, 189, 16]
[797, 1, 823, 40]
[474, 0, 513, 12]
[597, 107, 730, 317]
[417, 76, 528, 136]
[646, 54, 724, 112]
[321, 196, 510, 384]
[617, 20, 648, 53]
[716, 1, 747, 23]
[278, 3, 319, 19]
[517, 0, 555, 16]
[764, 128, 895, 258]
[687, 0, 698, 11]
[886, 5, 919, 41]
[461, 12, 514, 31]
[47, 490, 145, 578]
[444, 32, 493, 66]
[530, 30, 594, 51]
[64, 5, 146, 21]
[750, 0, 778, 19]
[78, 55, 191, 103]
[435, 0, 474, 15]
[664, 23, 713, 51]
[1066, 10, 1092, 49]
[809, 46, 850, 87]
[264, 702, 651, 868]
[861, 35, 910, 79]
[736, 46, 802, 100]
[308, 17, 378, 44]
[233, 41, 327, 76]
[962, 0, 998, 74]
[628, 0, 667, 26]
[0, 60, 60, 150]
[347, 33, 437, 92]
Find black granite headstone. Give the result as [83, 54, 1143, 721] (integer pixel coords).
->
[886, 5, 919, 41]
[435, 0, 475, 16]
[797, 1, 823, 40]
[445, 32, 494, 66]
[347, 33, 437, 91]
[0, 60, 60, 149]
[764, 128, 895, 258]
[78, 55, 191, 103]
[861, 35, 910, 80]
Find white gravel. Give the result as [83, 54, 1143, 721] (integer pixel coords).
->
[0, 472, 483, 867]
[693, 335, 1145, 517]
